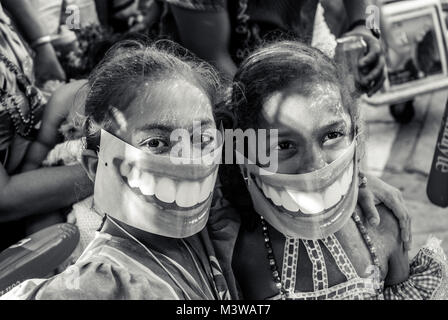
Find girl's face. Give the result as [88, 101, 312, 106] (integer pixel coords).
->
[244, 82, 358, 238]
[92, 79, 220, 238]
[258, 82, 353, 174]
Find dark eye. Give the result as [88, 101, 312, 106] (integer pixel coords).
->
[141, 138, 169, 154]
[275, 141, 295, 151]
[327, 132, 342, 140]
[201, 134, 215, 147]
[323, 132, 344, 146]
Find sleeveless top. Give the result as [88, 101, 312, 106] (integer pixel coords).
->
[208, 184, 448, 300]
[267, 221, 448, 300]
[268, 218, 385, 300]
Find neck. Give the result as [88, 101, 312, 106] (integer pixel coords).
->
[101, 215, 182, 248]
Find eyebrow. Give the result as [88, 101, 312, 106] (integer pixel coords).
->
[136, 119, 215, 133]
[319, 120, 348, 133]
[135, 123, 176, 133]
[276, 119, 348, 137]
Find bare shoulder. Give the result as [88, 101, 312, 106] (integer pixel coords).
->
[357, 203, 402, 260]
[365, 204, 410, 285]
[374, 203, 402, 249]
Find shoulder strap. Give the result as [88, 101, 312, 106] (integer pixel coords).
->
[281, 233, 361, 295]
[281, 237, 300, 294]
[321, 234, 359, 281]
[303, 239, 329, 291]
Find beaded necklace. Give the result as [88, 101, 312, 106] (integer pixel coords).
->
[260, 212, 382, 299]
[0, 52, 43, 138]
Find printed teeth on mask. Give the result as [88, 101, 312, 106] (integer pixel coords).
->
[119, 162, 216, 208]
[256, 163, 353, 215]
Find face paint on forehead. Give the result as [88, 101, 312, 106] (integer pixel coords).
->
[261, 83, 351, 132]
[309, 83, 351, 128]
[309, 83, 342, 110]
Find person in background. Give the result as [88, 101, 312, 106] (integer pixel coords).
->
[1, 0, 66, 85]
[0, 0, 91, 250]
[94, 0, 162, 34]
[159, 0, 383, 91]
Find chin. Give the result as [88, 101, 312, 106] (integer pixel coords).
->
[251, 160, 359, 239]
[111, 158, 216, 237]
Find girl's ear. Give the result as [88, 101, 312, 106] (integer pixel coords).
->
[81, 150, 99, 182]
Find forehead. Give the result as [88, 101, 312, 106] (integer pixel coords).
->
[124, 79, 214, 130]
[261, 83, 348, 129]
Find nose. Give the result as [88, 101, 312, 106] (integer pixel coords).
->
[298, 143, 327, 174]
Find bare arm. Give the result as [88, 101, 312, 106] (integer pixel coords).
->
[385, 241, 410, 286]
[342, 0, 385, 96]
[22, 97, 67, 171]
[22, 81, 88, 171]
[169, 2, 237, 78]
[342, 0, 371, 26]
[0, 163, 92, 222]
[1, 0, 66, 83]
[2, 0, 49, 44]
[374, 204, 410, 286]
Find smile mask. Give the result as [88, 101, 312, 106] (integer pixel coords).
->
[242, 139, 358, 240]
[94, 129, 222, 238]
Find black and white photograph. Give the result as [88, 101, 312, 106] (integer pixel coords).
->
[0, 0, 447, 310]
[383, 0, 447, 89]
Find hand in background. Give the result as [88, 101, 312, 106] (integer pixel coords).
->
[344, 25, 386, 96]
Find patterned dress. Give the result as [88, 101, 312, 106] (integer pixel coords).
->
[209, 187, 448, 300]
[267, 232, 385, 300]
[0, 4, 37, 170]
[0, 3, 48, 251]
[266, 233, 448, 300]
